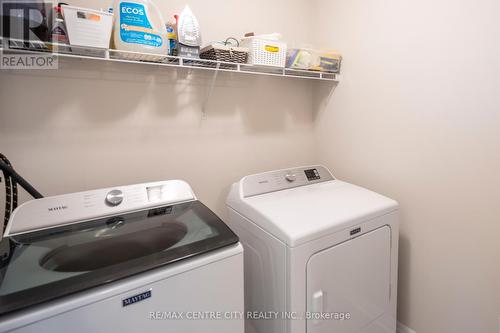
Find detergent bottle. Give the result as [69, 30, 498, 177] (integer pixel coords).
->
[112, 0, 168, 56]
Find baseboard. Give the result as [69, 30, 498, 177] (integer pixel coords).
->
[397, 321, 416, 333]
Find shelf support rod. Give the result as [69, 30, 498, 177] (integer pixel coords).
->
[201, 62, 220, 120]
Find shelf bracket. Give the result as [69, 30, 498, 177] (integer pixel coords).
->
[201, 63, 220, 120]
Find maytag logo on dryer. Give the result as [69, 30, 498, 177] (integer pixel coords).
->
[122, 289, 152, 307]
[48, 205, 68, 212]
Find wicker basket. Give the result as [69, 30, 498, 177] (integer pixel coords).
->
[200, 43, 249, 64]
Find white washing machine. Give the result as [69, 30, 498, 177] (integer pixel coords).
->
[0, 180, 244, 333]
[226, 166, 399, 333]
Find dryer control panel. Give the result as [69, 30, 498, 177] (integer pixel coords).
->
[241, 165, 334, 197]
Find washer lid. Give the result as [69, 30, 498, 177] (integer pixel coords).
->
[228, 179, 398, 247]
[0, 200, 238, 316]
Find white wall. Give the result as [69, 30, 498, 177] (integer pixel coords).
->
[0, 0, 320, 220]
[312, 0, 500, 332]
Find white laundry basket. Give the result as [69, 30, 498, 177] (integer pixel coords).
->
[240, 36, 287, 68]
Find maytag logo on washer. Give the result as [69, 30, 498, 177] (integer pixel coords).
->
[122, 290, 152, 307]
[47, 205, 68, 212]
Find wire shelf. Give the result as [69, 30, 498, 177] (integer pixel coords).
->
[0, 38, 340, 82]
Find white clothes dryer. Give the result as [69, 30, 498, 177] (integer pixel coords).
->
[226, 166, 398, 333]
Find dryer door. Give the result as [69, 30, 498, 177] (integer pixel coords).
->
[306, 226, 392, 333]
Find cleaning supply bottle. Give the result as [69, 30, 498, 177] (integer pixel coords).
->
[51, 2, 70, 52]
[166, 19, 177, 56]
[112, 0, 167, 56]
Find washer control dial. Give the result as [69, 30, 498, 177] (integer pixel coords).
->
[105, 189, 124, 206]
[285, 173, 297, 182]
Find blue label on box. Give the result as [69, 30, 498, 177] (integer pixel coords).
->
[119, 2, 162, 47]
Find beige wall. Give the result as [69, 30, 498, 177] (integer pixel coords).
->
[313, 0, 500, 332]
[0, 0, 320, 220]
[2, 1, 500, 332]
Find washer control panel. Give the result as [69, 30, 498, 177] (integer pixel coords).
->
[241, 166, 334, 197]
[5, 180, 196, 237]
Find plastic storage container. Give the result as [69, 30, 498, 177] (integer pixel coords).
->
[240, 36, 287, 68]
[286, 48, 342, 73]
[61, 5, 113, 49]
